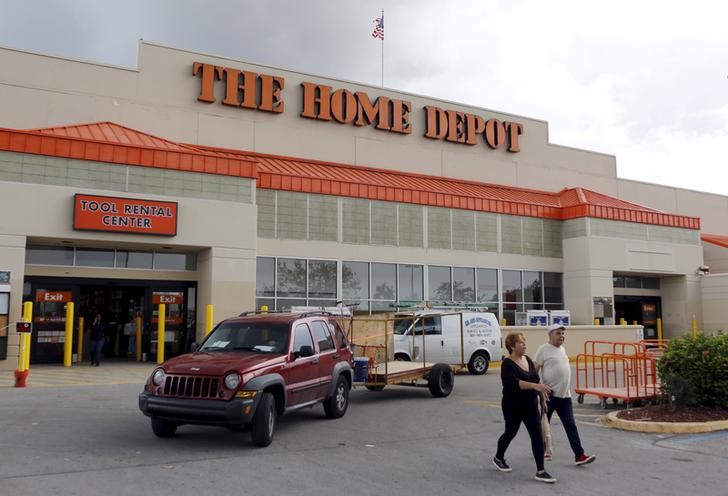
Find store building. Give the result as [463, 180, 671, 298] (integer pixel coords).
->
[1, 41, 728, 369]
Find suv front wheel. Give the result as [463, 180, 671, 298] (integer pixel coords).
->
[251, 392, 276, 447]
[323, 375, 349, 418]
[151, 417, 178, 438]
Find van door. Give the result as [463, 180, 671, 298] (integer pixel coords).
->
[412, 316, 445, 363]
[441, 314, 467, 365]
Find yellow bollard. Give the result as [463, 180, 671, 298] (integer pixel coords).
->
[619, 318, 626, 325]
[261, 305, 268, 315]
[656, 318, 663, 341]
[632, 320, 638, 326]
[593, 318, 600, 326]
[77, 316, 84, 365]
[136, 315, 143, 361]
[63, 302, 74, 367]
[205, 304, 214, 335]
[22, 301, 33, 371]
[692, 318, 698, 338]
[157, 303, 166, 364]
[501, 318, 506, 327]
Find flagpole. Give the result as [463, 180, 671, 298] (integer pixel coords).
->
[381, 8, 384, 88]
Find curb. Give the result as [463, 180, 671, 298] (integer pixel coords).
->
[604, 410, 728, 433]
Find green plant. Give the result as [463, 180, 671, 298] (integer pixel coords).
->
[657, 332, 728, 408]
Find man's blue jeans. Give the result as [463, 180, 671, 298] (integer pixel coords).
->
[546, 395, 585, 457]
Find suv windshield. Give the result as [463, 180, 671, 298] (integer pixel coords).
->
[393, 317, 414, 335]
[200, 322, 290, 354]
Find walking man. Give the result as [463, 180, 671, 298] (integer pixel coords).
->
[534, 324, 596, 466]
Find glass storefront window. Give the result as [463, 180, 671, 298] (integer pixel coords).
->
[308, 260, 337, 299]
[371, 263, 396, 300]
[277, 258, 307, 297]
[154, 252, 196, 270]
[642, 277, 660, 289]
[398, 264, 423, 302]
[26, 246, 74, 266]
[544, 272, 563, 303]
[76, 248, 114, 268]
[502, 270, 522, 305]
[428, 266, 451, 301]
[523, 271, 542, 303]
[116, 251, 154, 269]
[625, 276, 641, 288]
[342, 261, 369, 300]
[256, 257, 275, 297]
[452, 267, 475, 302]
[476, 268, 498, 303]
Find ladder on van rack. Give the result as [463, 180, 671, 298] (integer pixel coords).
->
[392, 301, 492, 312]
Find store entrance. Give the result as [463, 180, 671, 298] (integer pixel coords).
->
[25, 276, 196, 365]
[614, 295, 661, 339]
[80, 285, 146, 361]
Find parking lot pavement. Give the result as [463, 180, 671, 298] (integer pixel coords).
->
[1, 368, 726, 496]
[0, 361, 155, 388]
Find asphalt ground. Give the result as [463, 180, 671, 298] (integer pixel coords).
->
[1, 361, 727, 496]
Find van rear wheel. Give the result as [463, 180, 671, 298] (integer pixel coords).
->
[467, 351, 489, 375]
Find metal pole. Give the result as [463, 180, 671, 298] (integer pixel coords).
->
[63, 302, 74, 367]
[206, 304, 214, 335]
[157, 303, 166, 364]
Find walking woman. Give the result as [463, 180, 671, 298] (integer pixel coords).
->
[493, 332, 556, 483]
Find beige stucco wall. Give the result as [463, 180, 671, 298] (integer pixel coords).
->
[700, 273, 728, 333]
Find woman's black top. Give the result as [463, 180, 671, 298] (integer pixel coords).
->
[500, 355, 540, 403]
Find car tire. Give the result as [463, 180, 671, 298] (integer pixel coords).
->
[394, 353, 410, 361]
[251, 392, 276, 447]
[323, 376, 349, 419]
[467, 351, 489, 375]
[151, 417, 177, 438]
[428, 363, 454, 398]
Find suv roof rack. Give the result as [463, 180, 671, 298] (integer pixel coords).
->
[238, 309, 285, 316]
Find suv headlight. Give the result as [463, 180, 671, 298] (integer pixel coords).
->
[152, 368, 166, 386]
[224, 372, 241, 390]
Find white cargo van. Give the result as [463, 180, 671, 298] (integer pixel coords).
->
[392, 310, 502, 374]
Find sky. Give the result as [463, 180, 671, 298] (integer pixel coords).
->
[1, 0, 727, 195]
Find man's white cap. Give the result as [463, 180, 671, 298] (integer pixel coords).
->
[548, 323, 566, 333]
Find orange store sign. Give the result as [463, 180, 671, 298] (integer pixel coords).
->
[73, 194, 178, 236]
[192, 62, 523, 153]
[152, 292, 184, 305]
[35, 290, 72, 303]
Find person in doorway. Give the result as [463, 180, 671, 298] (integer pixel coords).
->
[534, 324, 596, 466]
[494, 332, 557, 484]
[123, 317, 137, 358]
[89, 313, 105, 366]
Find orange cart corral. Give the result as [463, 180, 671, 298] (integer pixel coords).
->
[575, 340, 667, 408]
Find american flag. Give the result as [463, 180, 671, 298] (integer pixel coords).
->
[371, 15, 384, 40]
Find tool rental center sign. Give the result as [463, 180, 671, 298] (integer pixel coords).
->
[193, 62, 523, 153]
[73, 194, 178, 236]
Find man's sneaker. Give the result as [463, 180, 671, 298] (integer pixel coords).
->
[575, 453, 596, 466]
[535, 471, 557, 483]
[544, 452, 553, 461]
[492, 457, 512, 472]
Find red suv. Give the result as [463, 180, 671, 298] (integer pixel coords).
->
[138, 311, 354, 447]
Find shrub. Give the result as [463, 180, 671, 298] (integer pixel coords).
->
[657, 332, 728, 408]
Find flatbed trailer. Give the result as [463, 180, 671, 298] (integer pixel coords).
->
[349, 315, 455, 398]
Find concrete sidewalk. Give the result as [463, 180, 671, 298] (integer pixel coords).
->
[0, 361, 156, 389]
